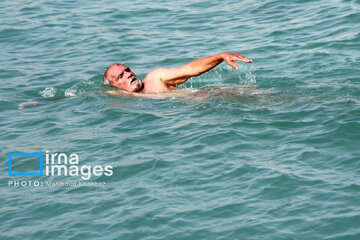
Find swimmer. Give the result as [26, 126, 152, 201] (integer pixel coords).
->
[18, 52, 252, 109]
[103, 52, 252, 94]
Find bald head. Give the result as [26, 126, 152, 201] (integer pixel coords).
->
[103, 63, 127, 86]
[103, 64, 143, 92]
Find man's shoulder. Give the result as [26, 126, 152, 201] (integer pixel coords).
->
[144, 68, 168, 84]
[143, 68, 176, 92]
[145, 68, 165, 79]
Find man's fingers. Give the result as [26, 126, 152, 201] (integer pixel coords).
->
[241, 58, 253, 63]
[224, 58, 239, 70]
[236, 55, 252, 63]
[229, 61, 239, 70]
[232, 54, 252, 63]
[223, 53, 253, 63]
[225, 53, 252, 69]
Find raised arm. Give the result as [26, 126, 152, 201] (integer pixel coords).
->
[152, 52, 252, 87]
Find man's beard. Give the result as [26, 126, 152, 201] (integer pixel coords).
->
[130, 78, 144, 92]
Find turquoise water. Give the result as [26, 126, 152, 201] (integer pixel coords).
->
[1, 0, 360, 239]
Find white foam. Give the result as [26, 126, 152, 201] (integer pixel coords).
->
[40, 87, 56, 98]
[65, 88, 77, 97]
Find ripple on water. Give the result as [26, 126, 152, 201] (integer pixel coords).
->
[1, 0, 360, 239]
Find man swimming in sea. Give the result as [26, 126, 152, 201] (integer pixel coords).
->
[18, 52, 252, 109]
[103, 52, 252, 94]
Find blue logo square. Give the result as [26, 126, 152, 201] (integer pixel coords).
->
[8, 151, 43, 176]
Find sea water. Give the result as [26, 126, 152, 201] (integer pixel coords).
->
[1, 0, 359, 239]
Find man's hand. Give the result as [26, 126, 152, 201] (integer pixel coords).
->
[221, 52, 253, 70]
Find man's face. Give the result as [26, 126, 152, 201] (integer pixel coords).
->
[109, 64, 143, 92]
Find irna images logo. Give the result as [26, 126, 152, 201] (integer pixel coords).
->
[8, 150, 113, 180]
[8, 151, 43, 176]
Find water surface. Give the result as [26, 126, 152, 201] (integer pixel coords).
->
[1, 0, 360, 239]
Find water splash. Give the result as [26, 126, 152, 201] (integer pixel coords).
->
[39, 87, 56, 97]
[245, 70, 256, 85]
[65, 88, 77, 97]
[239, 64, 256, 85]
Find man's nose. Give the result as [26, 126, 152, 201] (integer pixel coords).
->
[126, 71, 134, 78]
